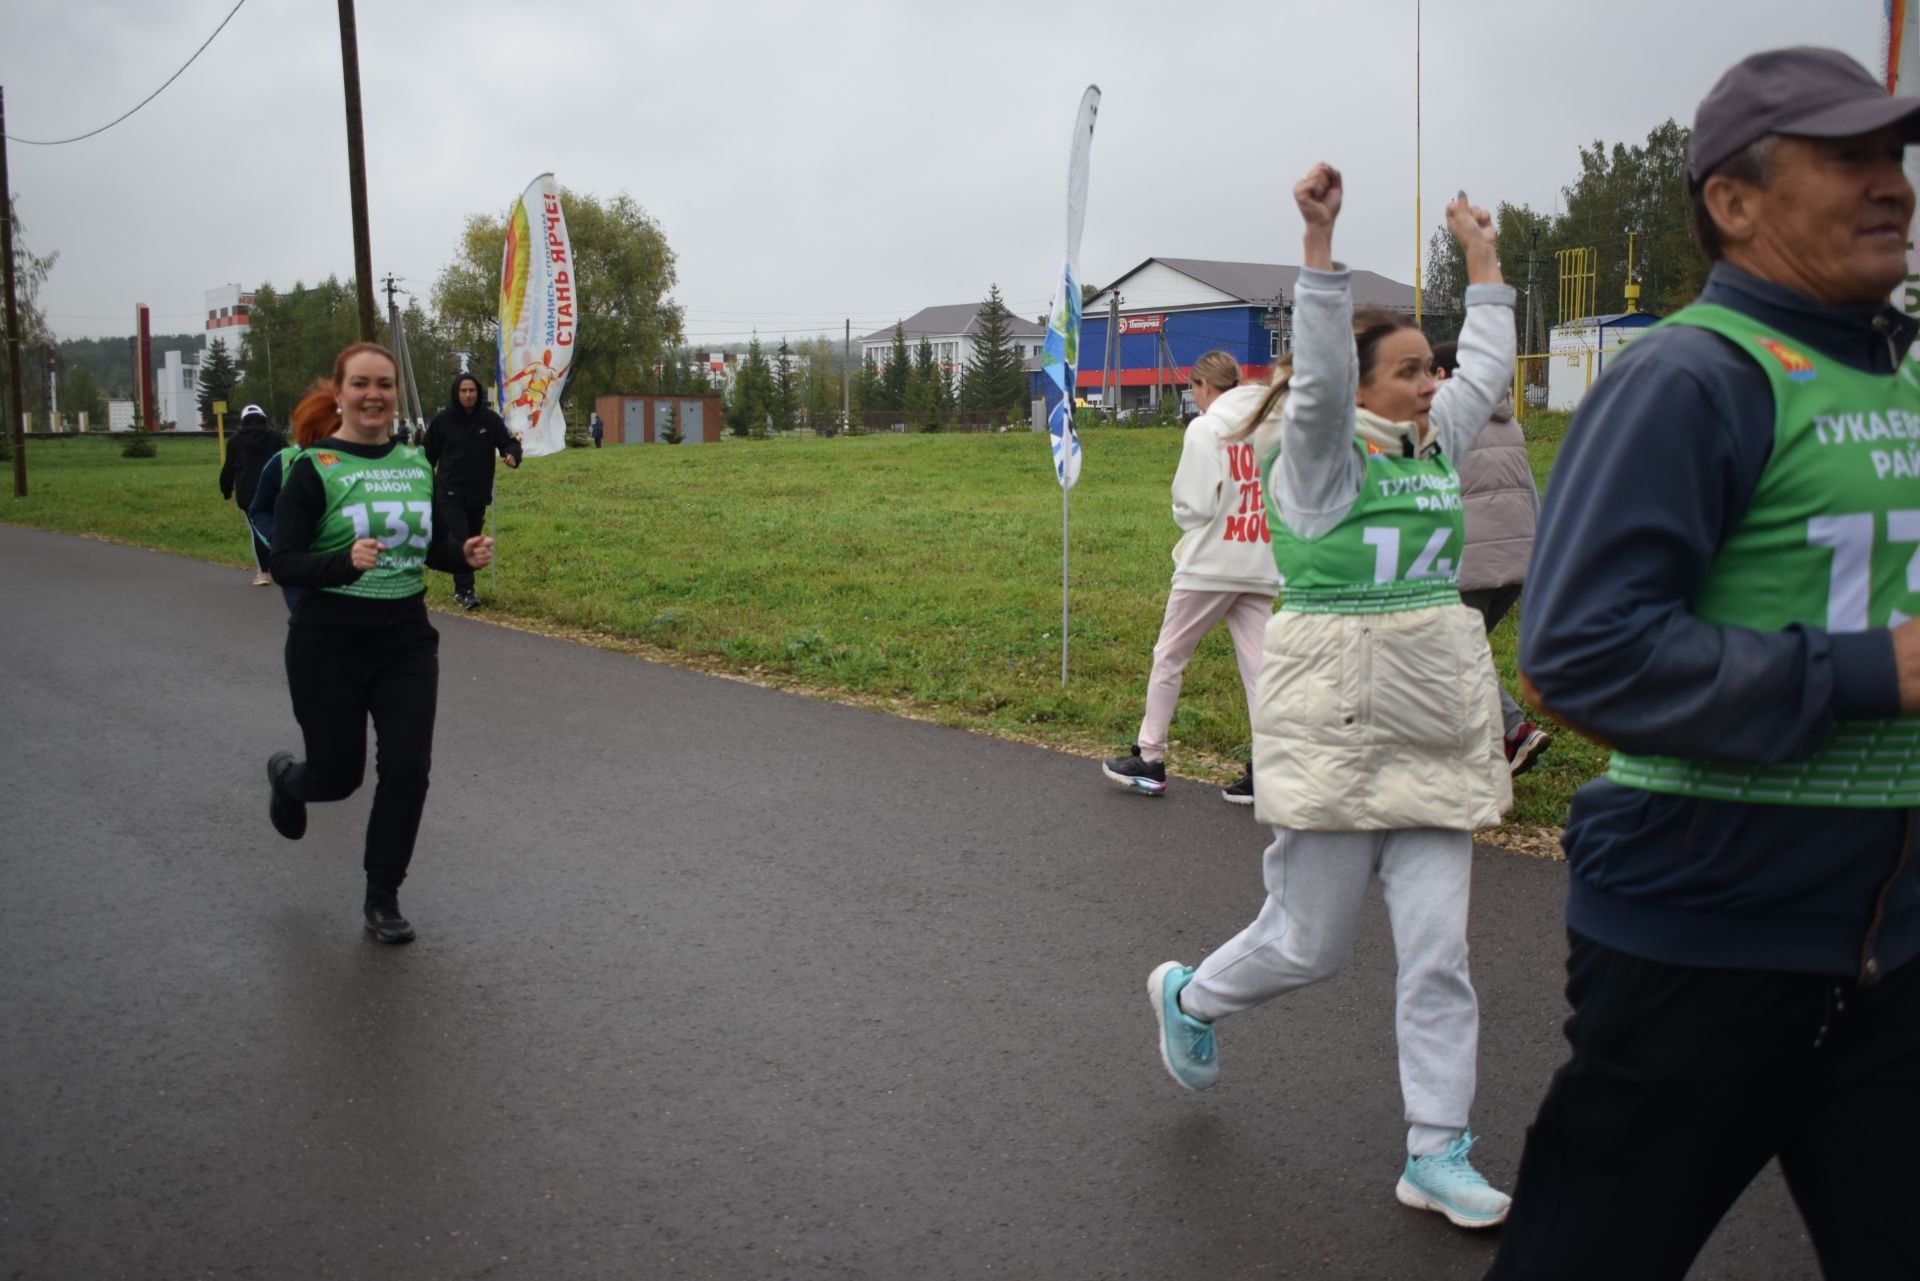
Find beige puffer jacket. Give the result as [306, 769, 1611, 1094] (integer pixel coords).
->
[1250, 311, 1515, 832]
[1253, 600, 1511, 830]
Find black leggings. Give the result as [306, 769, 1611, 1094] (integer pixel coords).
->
[439, 500, 488, 594]
[281, 619, 440, 894]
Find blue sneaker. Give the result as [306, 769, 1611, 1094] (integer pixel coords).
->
[1147, 961, 1218, 1091]
[1395, 1131, 1511, 1229]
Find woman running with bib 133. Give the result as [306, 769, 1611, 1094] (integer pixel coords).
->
[265, 342, 494, 944]
[1146, 164, 1518, 1230]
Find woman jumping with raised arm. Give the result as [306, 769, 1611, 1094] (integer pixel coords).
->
[1145, 163, 1519, 1229]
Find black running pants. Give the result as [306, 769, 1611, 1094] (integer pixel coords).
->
[1485, 930, 1920, 1281]
[281, 619, 439, 895]
[438, 500, 488, 595]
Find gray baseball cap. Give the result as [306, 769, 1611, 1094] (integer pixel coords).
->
[1688, 46, 1920, 189]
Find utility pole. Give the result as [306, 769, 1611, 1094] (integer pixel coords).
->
[337, 0, 378, 341]
[2, 86, 28, 495]
[383, 273, 419, 429]
[1524, 229, 1540, 358]
[842, 318, 850, 434]
[1105, 290, 1120, 422]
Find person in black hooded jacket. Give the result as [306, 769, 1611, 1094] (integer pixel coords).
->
[218, 404, 290, 585]
[424, 372, 521, 608]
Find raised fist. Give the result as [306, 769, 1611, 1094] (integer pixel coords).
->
[1294, 163, 1344, 229]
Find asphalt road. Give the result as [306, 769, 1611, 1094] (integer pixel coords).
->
[0, 525, 1817, 1280]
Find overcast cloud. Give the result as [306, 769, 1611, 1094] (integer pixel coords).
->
[0, 0, 1891, 345]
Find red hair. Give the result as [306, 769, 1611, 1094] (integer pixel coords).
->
[290, 341, 398, 448]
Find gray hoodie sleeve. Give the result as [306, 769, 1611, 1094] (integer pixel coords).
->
[1274, 265, 1364, 540]
[1430, 283, 1518, 461]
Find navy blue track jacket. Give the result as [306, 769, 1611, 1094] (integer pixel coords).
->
[1520, 261, 1920, 980]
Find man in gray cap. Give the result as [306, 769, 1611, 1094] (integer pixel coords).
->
[1487, 47, 1920, 1279]
[218, 402, 289, 586]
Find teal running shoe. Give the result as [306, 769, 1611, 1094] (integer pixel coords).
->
[1395, 1131, 1511, 1229]
[1147, 961, 1218, 1091]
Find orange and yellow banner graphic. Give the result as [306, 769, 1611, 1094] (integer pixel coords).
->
[496, 173, 576, 457]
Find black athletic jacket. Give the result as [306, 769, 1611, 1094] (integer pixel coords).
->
[219, 420, 289, 509]
[424, 374, 522, 503]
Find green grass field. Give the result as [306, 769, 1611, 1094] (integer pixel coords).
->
[2, 421, 1601, 831]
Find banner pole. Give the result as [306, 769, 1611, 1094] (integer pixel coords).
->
[489, 489, 498, 597]
[1061, 479, 1070, 687]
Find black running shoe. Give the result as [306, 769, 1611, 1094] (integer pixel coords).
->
[267, 751, 306, 840]
[1103, 746, 1168, 796]
[1222, 767, 1254, 806]
[1505, 722, 1552, 777]
[364, 893, 416, 944]
[456, 590, 480, 611]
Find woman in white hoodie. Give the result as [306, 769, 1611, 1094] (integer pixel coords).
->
[1103, 351, 1281, 804]
[1145, 164, 1517, 1231]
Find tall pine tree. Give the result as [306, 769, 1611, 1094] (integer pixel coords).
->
[850, 353, 881, 433]
[772, 339, 797, 433]
[740, 334, 773, 439]
[197, 338, 239, 429]
[961, 285, 1024, 416]
[911, 336, 941, 432]
[882, 323, 911, 411]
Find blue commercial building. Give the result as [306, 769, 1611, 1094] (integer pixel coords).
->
[1033, 257, 1416, 417]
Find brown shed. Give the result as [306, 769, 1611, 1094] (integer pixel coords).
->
[592, 395, 725, 445]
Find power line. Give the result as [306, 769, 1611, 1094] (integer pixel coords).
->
[5, 0, 250, 146]
[45, 311, 206, 322]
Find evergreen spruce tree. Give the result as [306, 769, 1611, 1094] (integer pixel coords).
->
[962, 285, 1024, 418]
[848, 354, 880, 435]
[912, 336, 941, 432]
[937, 366, 957, 424]
[661, 401, 684, 444]
[772, 339, 797, 433]
[882, 323, 910, 410]
[725, 372, 749, 436]
[121, 410, 156, 458]
[742, 334, 772, 440]
[196, 338, 238, 429]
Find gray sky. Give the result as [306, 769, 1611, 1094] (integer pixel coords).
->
[0, 0, 1893, 345]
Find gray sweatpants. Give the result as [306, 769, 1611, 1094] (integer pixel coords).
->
[1179, 826, 1480, 1156]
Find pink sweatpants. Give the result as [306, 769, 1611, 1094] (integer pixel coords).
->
[1135, 589, 1274, 762]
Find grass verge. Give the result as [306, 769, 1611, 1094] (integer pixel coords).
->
[4, 425, 1593, 846]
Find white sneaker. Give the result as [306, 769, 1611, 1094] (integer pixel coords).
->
[1395, 1132, 1511, 1229]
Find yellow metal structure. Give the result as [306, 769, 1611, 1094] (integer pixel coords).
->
[1557, 248, 1597, 326]
[1624, 231, 1641, 314]
[213, 400, 227, 462]
[1513, 353, 1554, 415]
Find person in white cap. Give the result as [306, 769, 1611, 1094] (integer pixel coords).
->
[218, 403, 288, 586]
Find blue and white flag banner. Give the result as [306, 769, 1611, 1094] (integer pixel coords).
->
[1042, 85, 1100, 489]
